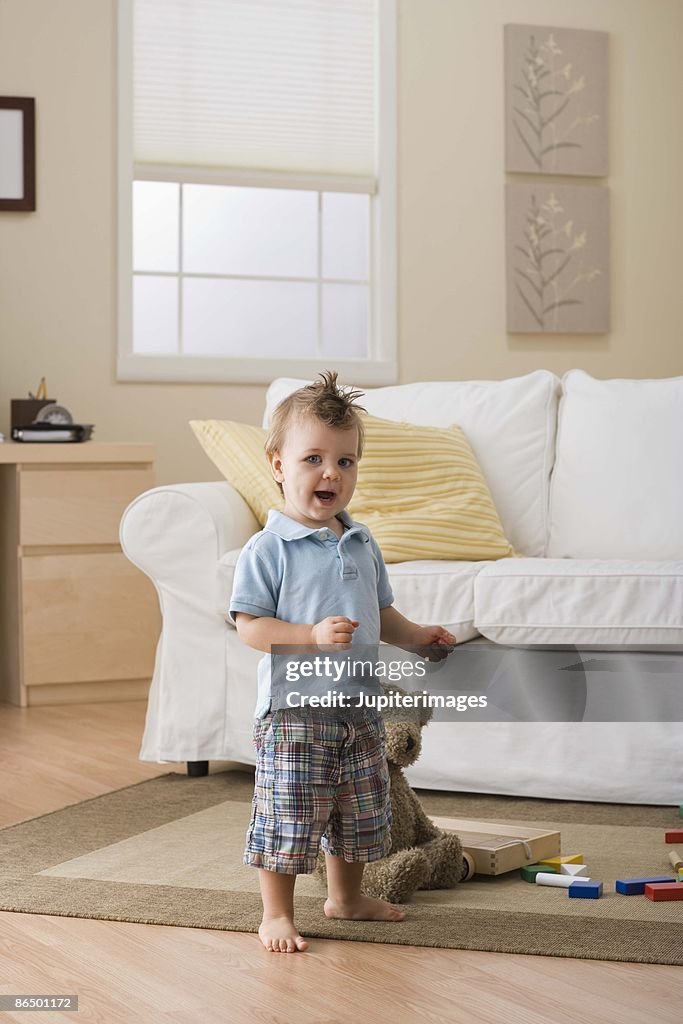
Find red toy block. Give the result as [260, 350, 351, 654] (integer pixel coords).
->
[665, 829, 683, 843]
[644, 882, 683, 901]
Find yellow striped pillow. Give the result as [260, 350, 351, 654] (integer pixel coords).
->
[348, 416, 514, 561]
[189, 415, 513, 561]
[189, 419, 283, 524]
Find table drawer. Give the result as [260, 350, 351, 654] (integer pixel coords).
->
[21, 551, 160, 686]
[19, 465, 154, 546]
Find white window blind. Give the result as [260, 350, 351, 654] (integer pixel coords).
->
[133, 0, 377, 178]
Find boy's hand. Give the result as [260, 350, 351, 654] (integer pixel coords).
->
[312, 616, 360, 650]
[413, 625, 456, 662]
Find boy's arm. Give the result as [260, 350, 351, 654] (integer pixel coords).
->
[235, 613, 314, 653]
[379, 605, 423, 647]
[370, 534, 456, 655]
[236, 612, 358, 654]
[380, 605, 456, 657]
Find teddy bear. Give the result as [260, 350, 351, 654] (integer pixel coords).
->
[316, 685, 474, 903]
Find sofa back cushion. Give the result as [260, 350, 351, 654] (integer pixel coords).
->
[264, 370, 560, 556]
[548, 370, 683, 559]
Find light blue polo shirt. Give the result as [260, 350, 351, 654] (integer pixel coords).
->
[229, 508, 394, 718]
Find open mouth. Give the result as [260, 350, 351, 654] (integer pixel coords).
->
[314, 491, 336, 504]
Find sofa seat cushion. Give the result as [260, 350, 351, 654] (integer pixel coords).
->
[474, 558, 683, 646]
[387, 560, 486, 643]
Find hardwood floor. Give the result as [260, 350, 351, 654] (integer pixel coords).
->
[1, 700, 681, 1024]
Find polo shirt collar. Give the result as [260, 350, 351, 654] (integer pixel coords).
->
[264, 508, 370, 542]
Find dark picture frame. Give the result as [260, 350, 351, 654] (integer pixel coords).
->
[0, 97, 36, 211]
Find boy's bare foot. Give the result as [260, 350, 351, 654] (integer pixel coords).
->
[323, 894, 406, 922]
[258, 915, 309, 953]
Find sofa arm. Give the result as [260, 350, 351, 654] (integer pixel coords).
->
[119, 482, 259, 763]
[120, 481, 258, 585]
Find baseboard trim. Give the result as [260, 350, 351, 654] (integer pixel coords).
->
[26, 679, 151, 706]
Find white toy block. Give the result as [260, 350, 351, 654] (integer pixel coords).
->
[535, 872, 591, 888]
[560, 863, 589, 876]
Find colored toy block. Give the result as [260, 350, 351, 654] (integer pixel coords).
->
[560, 863, 589, 876]
[615, 876, 675, 895]
[535, 872, 589, 888]
[668, 850, 683, 872]
[679, 803, 683, 818]
[665, 829, 683, 843]
[521, 864, 558, 882]
[678, 869, 683, 882]
[568, 880, 602, 899]
[645, 882, 683, 901]
[540, 854, 584, 867]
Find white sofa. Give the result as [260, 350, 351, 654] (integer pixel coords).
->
[120, 370, 683, 804]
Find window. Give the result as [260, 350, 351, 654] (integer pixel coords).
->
[117, 0, 397, 384]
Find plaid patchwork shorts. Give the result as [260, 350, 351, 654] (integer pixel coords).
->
[244, 708, 392, 874]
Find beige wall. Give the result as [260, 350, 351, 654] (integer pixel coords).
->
[1, 0, 681, 485]
[399, 0, 683, 383]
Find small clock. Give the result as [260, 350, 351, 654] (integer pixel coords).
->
[33, 403, 74, 425]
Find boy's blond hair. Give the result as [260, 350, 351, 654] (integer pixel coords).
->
[266, 372, 366, 492]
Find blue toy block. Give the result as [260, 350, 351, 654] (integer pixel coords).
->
[568, 880, 603, 899]
[615, 876, 676, 895]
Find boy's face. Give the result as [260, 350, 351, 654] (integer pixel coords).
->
[269, 415, 359, 530]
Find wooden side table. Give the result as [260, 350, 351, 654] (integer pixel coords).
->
[0, 442, 160, 706]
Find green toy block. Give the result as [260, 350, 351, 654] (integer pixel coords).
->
[521, 863, 558, 883]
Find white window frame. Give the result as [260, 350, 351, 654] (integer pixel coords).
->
[116, 0, 397, 385]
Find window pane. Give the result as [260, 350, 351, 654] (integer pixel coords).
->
[322, 193, 370, 281]
[321, 284, 368, 358]
[182, 278, 317, 357]
[133, 181, 179, 272]
[183, 185, 318, 278]
[133, 275, 179, 353]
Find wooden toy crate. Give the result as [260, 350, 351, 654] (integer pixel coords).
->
[430, 817, 561, 876]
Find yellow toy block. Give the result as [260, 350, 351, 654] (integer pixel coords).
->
[540, 854, 584, 867]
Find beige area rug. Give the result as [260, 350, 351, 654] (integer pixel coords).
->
[1, 770, 681, 964]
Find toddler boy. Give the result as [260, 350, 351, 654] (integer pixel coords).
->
[230, 371, 455, 952]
